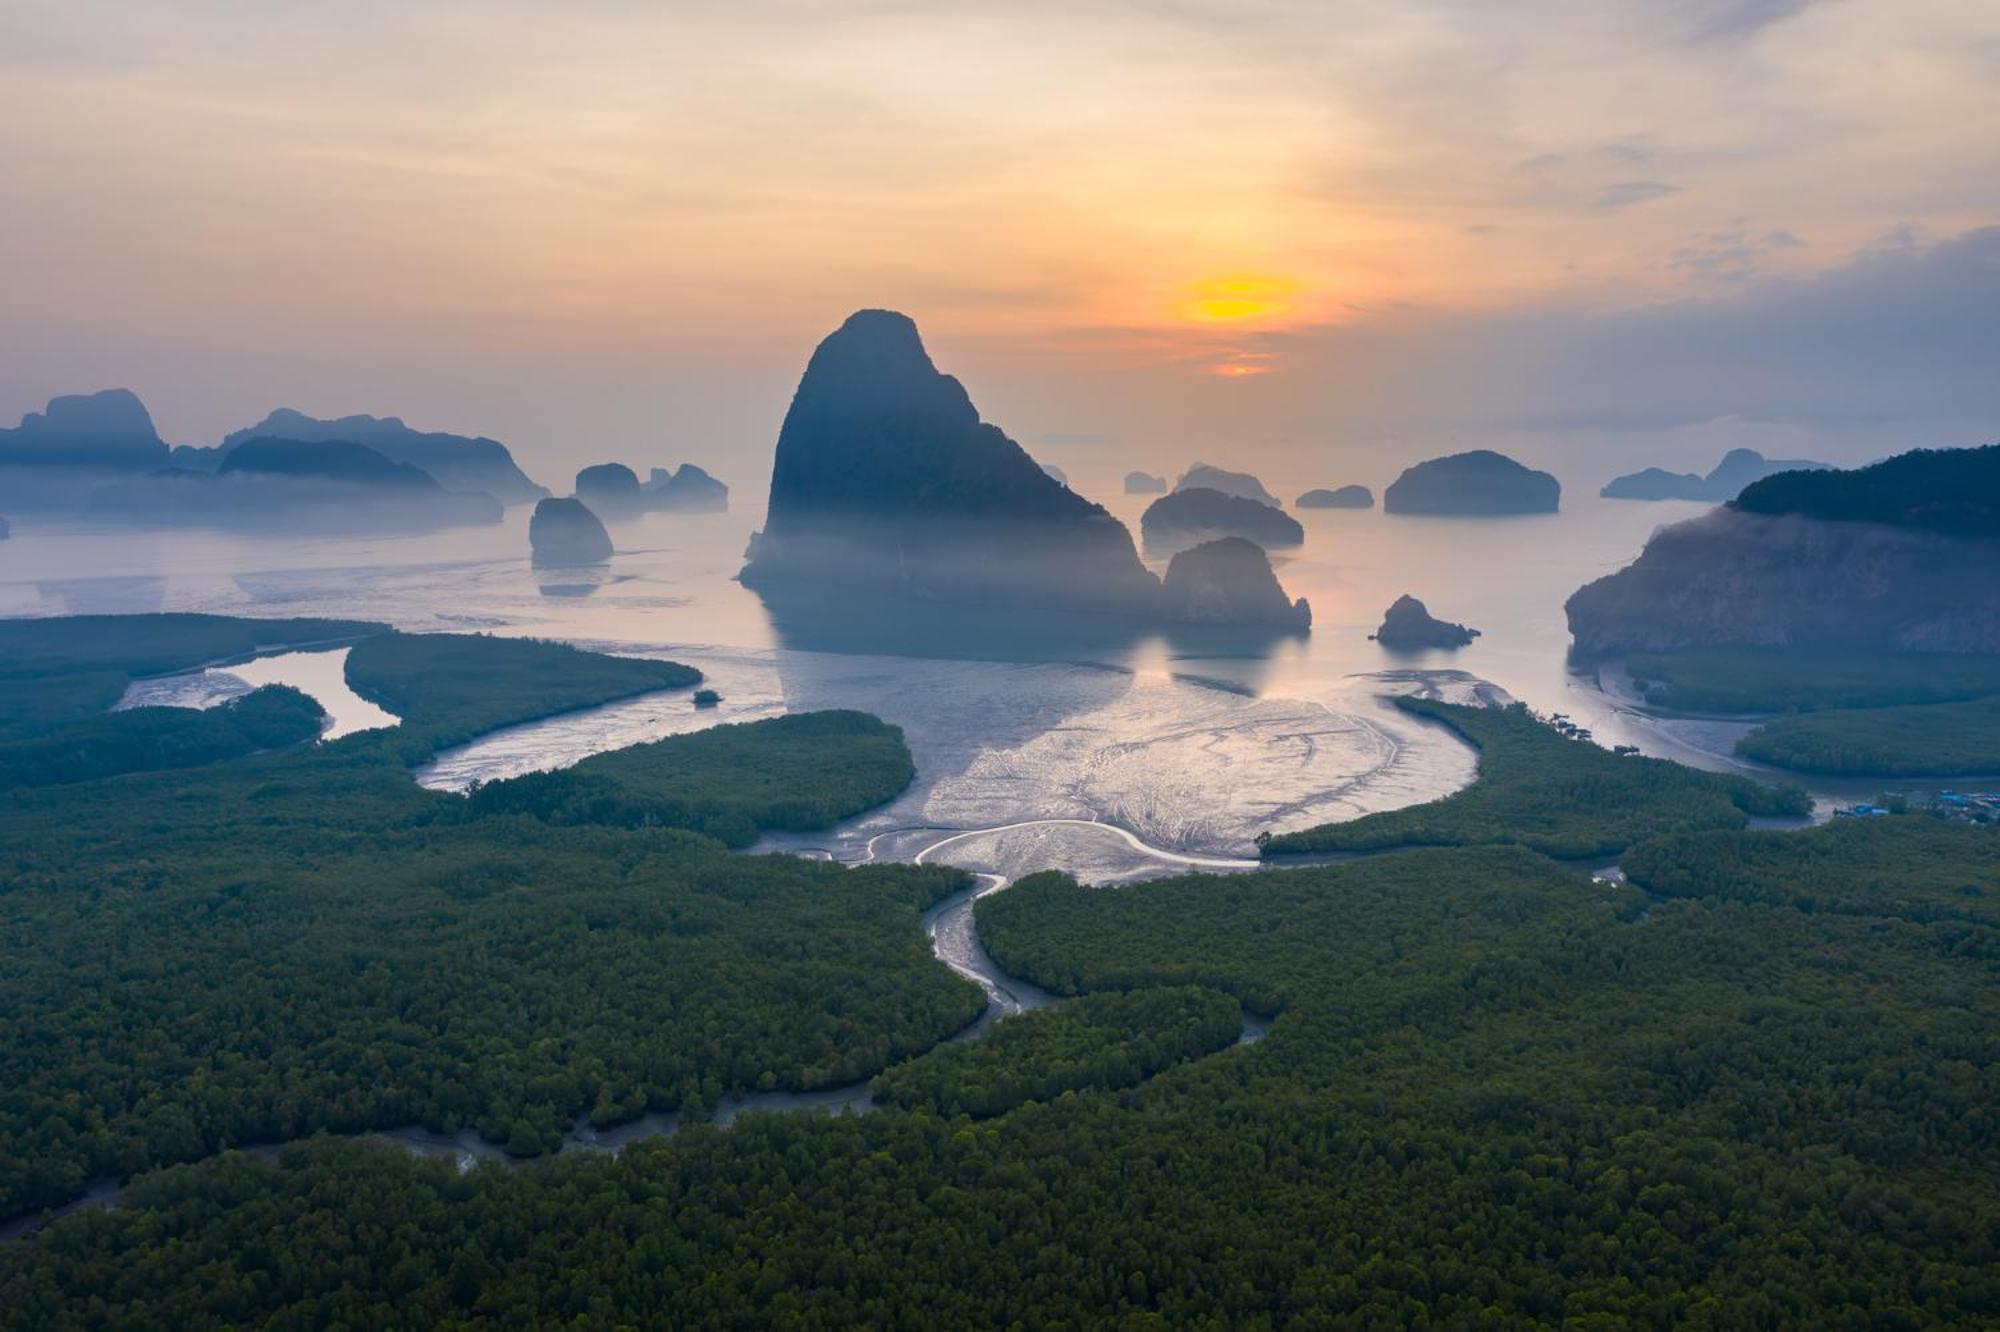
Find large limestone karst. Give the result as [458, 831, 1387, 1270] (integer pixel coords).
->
[1296, 485, 1373, 509]
[1174, 463, 1282, 508]
[0, 390, 168, 470]
[741, 310, 1162, 614]
[1567, 446, 2000, 655]
[1141, 488, 1304, 554]
[529, 497, 615, 566]
[1384, 450, 1560, 515]
[1371, 595, 1480, 649]
[1160, 537, 1311, 631]
[643, 464, 729, 513]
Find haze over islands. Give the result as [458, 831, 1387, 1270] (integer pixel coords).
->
[1, 1, 1994, 485]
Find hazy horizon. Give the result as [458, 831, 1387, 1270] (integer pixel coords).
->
[4, 0, 1997, 490]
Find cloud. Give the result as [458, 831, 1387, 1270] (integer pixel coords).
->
[1594, 180, 1684, 211]
[1668, 225, 1805, 282]
[1683, 0, 1821, 43]
[1265, 223, 2000, 442]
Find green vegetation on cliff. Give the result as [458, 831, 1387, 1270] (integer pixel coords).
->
[1258, 697, 1806, 858]
[1732, 442, 2000, 536]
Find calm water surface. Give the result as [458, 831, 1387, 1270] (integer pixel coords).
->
[1, 483, 1760, 873]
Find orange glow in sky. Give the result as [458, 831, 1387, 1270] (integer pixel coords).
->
[1, 0, 1993, 463]
[1178, 277, 1302, 326]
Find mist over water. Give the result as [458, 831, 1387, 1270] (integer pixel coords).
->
[0, 476, 1737, 873]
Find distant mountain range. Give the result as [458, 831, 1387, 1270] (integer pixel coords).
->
[1601, 448, 1829, 502]
[213, 409, 547, 505]
[87, 436, 502, 534]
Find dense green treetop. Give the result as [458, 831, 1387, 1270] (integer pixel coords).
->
[1737, 694, 2000, 777]
[870, 986, 1243, 1118]
[0, 619, 958, 1218]
[1625, 817, 2000, 925]
[0, 613, 381, 738]
[6, 836, 1993, 1325]
[1258, 698, 1806, 859]
[343, 631, 701, 755]
[1625, 646, 2000, 715]
[459, 710, 916, 847]
[1732, 443, 2000, 537]
[0, 685, 326, 790]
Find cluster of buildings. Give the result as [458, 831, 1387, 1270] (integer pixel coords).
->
[1835, 791, 2000, 824]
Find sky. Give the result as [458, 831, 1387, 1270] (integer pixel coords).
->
[2, 0, 1996, 491]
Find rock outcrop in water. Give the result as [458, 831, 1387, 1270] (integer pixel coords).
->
[1372, 595, 1479, 649]
[1384, 450, 1560, 515]
[575, 463, 645, 518]
[1296, 485, 1373, 509]
[1124, 471, 1167, 495]
[1175, 463, 1282, 508]
[1568, 448, 2000, 655]
[0, 390, 168, 470]
[1141, 488, 1303, 554]
[741, 310, 1161, 614]
[577, 462, 729, 517]
[529, 497, 615, 565]
[643, 464, 729, 513]
[1161, 537, 1310, 630]
[1601, 448, 1829, 502]
[85, 437, 502, 533]
[218, 409, 547, 505]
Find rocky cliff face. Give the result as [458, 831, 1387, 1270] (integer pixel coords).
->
[1384, 450, 1560, 515]
[221, 409, 547, 505]
[1160, 538, 1310, 630]
[743, 310, 1161, 614]
[0, 390, 167, 469]
[1566, 507, 2000, 655]
[530, 498, 614, 566]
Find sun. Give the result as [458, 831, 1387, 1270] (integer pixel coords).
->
[1176, 275, 1301, 324]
